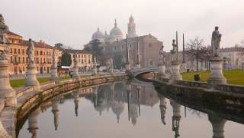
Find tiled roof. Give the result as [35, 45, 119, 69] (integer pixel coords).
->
[12, 40, 54, 49]
[6, 31, 22, 37]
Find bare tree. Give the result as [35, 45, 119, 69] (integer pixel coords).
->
[186, 37, 211, 71]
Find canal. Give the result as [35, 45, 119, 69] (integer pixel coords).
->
[17, 80, 244, 138]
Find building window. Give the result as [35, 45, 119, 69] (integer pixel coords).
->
[14, 49, 17, 54]
[18, 49, 20, 54]
[23, 57, 25, 63]
[10, 56, 12, 63]
[10, 48, 12, 53]
[22, 49, 25, 54]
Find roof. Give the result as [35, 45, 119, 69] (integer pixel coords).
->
[6, 31, 22, 37]
[12, 40, 55, 49]
[65, 48, 92, 54]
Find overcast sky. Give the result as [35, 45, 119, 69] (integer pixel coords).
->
[1, 0, 244, 51]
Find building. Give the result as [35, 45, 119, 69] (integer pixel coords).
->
[65, 49, 93, 70]
[220, 46, 244, 69]
[1, 14, 92, 75]
[55, 44, 93, 71]
[86, 16, 163, 69]
[7, 32, 55, 74]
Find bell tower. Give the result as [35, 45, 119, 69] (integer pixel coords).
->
[127, 15, 137, 38]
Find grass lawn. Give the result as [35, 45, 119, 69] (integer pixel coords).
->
[10, 75, 71, 88]
[181, 69, 244, 85]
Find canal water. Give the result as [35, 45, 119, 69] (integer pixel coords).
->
[18, 81, 244, 138]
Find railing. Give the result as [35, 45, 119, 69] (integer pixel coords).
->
[174, 80, 209, 89]
[214, 84, 244, 95]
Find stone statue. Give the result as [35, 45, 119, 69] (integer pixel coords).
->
[159, 44, 165, 64]
[73, 52, 78, 67]
[0, 14, 9, 44]
[211, 26, 221, 57]
[0, 30, 9, 60]
[27, 39, 35, 64]
[52, 49, 56, 64]
[171, 39, 178, 61]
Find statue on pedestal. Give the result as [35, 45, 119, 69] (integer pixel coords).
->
[211, 26, 221, 58]
[73, 52, 78, 67]
[0, 14, 9, 44]
[159, 44, 165, 65]
[27, 39, 35, 64]
[171, 39, 178, 62]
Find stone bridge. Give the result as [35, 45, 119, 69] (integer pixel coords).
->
[130, 66, 159, 77]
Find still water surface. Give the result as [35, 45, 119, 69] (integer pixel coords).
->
[18, 81, 244, 138]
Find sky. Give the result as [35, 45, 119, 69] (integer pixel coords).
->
[1, 0, 244, 52]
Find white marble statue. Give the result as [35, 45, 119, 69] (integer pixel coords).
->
[211, 26, 221, 58]
[159, 44, 165, 64]
[27, 39, 35, 64]
[171, 39, 178, 62]
[73, 52, 78, 67]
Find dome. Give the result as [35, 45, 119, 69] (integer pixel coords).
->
[109, 19, 123, 42]
[92, 28, 105, 42]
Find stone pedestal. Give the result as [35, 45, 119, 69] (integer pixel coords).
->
[0, 60, 17, 107]
[207, 58, 227, 85]
[125, 63, 131, 74]
[158, 64, 168, 79]
[72, 67, 80, 79]
[50, 65, 58, 81]
[170, 61, 182, 83]
[92, 66, 97, 76]
[109, 68, 114, 75]
[25, 64, 40, 90]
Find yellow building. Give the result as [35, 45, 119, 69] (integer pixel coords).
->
[6, 32, 56, 75]
[65, 49, 93, 70]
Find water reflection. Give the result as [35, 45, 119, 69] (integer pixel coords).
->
[18, 80, 244, 138]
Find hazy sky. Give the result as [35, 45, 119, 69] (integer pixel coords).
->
[1, 0, 244, 51]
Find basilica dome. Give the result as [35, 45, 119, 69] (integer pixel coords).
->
[92, 28, 105, 42]
[109, 19, 123, 42]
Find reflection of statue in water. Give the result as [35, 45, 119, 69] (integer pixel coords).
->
[171, 39, 178, 62]
[27, 39, 35, 64]
[211, 26, 222, 57]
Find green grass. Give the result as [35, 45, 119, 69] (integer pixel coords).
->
[181, 69, 244, 85]
[10, 75, 72, 88]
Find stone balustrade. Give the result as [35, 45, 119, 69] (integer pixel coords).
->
[0, 73, 128, 138]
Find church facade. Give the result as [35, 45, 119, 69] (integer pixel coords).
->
[86, 16, 163, 69]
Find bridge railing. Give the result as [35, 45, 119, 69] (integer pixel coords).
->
[214, 84, 244, 95]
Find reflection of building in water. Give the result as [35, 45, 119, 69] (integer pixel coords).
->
[111, 100, 124, 123]
[28, 108, 40, 138]
[208, 113, 227, 138]
[52, 98, 59, 131]
[85, 82, 159, 125]
[170, 100, 181, 138]
[159, 95, 167, 125]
